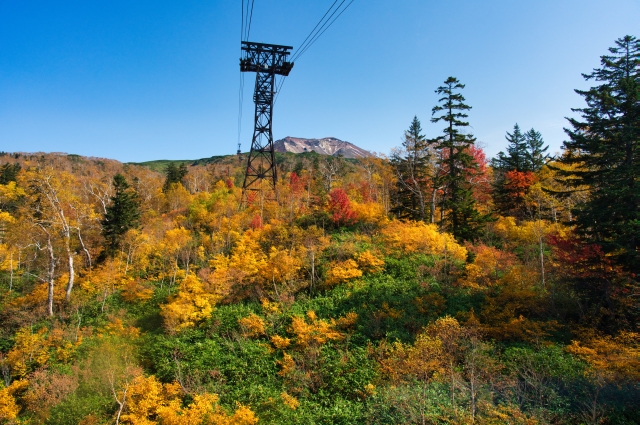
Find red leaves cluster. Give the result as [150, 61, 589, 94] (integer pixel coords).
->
[289, 172, 305, 194]
[250, 214, 263, 230]
[328, 188, 356, 226]
[503, 171, 536, 199]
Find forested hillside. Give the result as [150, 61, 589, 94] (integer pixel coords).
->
[0, 36, 637, 425]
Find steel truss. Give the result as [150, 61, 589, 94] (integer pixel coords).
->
[240, 41, 294, 199]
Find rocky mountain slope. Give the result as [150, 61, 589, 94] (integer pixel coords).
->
[273, 136, 372, 158]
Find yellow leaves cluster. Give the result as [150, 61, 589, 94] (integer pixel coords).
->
[566, 331, 640, 382]
[280, 392, 299, 410]
[277, 352, 296, 377]
[161, 274, 220, 333]
[380, 333, 445, 384]
[0, 379, 27, 422]
[289, 311, 346, 348]
[4, 328, 50, 378]
[0, 181, 26, 204]
[461, 245, 517, 288]
[101, 318, 141, 339]
[260, 298, 281, 316]
[210, 231, 265, 294]
[238, 314, 266, 338]
[2, 327, 81, 379]
[356, 250, 384, 274]
[326, 259, 362, 286]
[270, 335, 291, 350]
[493, 216, 567, 246]
[259, 246, 303, 288]
[350, 201, 388, 225]
[212, 230, 303, 299]
[121, 375, 258, 425]
[381, 221, 467, 262]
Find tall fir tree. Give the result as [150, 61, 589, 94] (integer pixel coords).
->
[0, 163, 21, 184]
[557, 35, 639, 271]
[492, 124, 528, 172]
[391, 116, 432, 221]
[163, 163, 188, 192]
[492, 125, 550, 217]
[101, 173, 141, 256]
[431, 77, 488, 241]
[524, 128, 549, 172]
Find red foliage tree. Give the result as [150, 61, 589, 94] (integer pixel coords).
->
[328, 188, 356, 226]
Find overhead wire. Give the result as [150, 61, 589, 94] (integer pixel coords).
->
[275, 0, 355, 105]
[238, 0, 249, 152]
[293, 0, 355, 62]
[291, 0, 339, 62]
[246, 0, 255, 41]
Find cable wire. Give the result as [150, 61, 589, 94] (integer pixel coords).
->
[293, 0, 355, 62]
[292, 0, 339, 62]
[276, 0, 356, 104]
[246, 0, 255, 41]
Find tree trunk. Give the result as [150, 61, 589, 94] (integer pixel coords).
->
[46, 234, 56, 316]
[65, 238, 75, 300]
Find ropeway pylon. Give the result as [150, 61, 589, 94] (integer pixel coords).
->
[240, 41, 294, 200]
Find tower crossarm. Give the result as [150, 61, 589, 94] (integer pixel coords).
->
[240, 41, 294, 76]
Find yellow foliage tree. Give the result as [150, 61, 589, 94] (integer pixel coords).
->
[161, 274, 220, 333]
[238, 314, 266, 338]
[210, 230, 266, 299]
[289, 311, 344, 348]
[120, 374, 258, 425]
[0, 379, 27, 423]
[356, 250, 385, 274]
[257, 246, 302, 295]
[381, 221, 467, 262]
[350, 201, 388, 226]
[325, 259, 362, 286]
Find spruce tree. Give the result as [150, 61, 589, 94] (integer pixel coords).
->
[492, 124, 528, 172]
[163, 163, 188, 192]
[391, 116, 432, 221]
[102, 173, 141, 256]
[557, 35, 639, 270]
[431, 77, 488, 241]
[524, 128, 549, 172]
[0, 163, 21, 184]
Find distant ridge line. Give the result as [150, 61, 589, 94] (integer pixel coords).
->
[273, 136, 372, 158]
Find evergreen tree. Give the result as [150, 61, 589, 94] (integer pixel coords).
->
[431, 77, 488, 241]
[492, 125, 550, 217]
[391, 116, 432, 221]
[492, 124, 528, 172]
[524, 128, 549, 172]
[0, 163, 21, 184]
[101, 173, 141, 256]
[163, 163, 188, 192]
[557, 35, 639, 270]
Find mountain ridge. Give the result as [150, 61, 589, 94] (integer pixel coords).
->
[273, 136, 371, 158]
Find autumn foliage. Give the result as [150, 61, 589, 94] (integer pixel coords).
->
[0, 143, 637, 424]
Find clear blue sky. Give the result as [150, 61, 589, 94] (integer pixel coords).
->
[1, 1, 638, 162]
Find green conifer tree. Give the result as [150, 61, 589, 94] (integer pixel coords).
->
[431, 77, 488, 241]
[101, 173, 141, 256]
[0, 163, 21, 184]
[492, 124, 528, 172]
[524, 128, 549, 172]
[557, 35, 639, 270]
[391, 116, 432, 221]
[163, 163, 189, 192]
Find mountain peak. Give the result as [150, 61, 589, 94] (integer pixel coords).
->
[274, 136, 372, 158]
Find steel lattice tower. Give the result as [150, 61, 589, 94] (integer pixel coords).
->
[240, 41, 294, 199]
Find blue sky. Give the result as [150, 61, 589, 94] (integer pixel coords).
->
[1, 1, 638, 163]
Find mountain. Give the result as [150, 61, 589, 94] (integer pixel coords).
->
[273, 136, 372, 158]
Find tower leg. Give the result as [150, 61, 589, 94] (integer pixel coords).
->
[242, 70, 277, 200]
